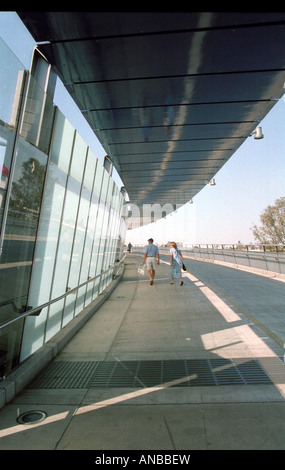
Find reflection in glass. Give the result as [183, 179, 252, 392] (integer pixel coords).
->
[0, 138, 48, 373]
[0, 40, 125, 377]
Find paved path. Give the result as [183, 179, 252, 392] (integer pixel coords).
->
[0, 254, 285, 451]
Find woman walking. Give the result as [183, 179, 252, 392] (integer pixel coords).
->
[169, 242, 184, 286]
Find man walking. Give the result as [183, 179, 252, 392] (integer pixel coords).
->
[142, 238, 160, 285]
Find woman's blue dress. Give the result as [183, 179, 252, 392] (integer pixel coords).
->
[170, 247, 182, 278]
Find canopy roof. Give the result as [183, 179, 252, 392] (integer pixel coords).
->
[18, 11, 285, 215]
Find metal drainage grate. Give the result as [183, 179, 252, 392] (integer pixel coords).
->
[27, 358, 279, 390]
[28, 361, 100, 389]
[89, 358, 275, 388]
[17, 410, 47, 424]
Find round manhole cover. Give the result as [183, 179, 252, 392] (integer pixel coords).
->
[17, 410, 47, 425]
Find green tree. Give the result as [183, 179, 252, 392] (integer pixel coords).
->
[251, 197, 285, 244]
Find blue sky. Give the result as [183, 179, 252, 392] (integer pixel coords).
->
[1, 12, 285, 246]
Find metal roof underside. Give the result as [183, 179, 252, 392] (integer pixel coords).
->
[18, 11, 285, 218]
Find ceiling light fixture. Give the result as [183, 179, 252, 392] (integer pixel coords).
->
[250, 126, 264, 139]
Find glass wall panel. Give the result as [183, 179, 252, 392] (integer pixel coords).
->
[20, 110, 74, 359]
[0, 138, 48, 371]
[45, 176, 81, 341]
[60, 133, 88, 325]
[1, 40, 126, 373]
[63, 185, 89, 324]
[69, 132, 87, 181]
[20, 74, 55, 155]
[101, 182, 116, 289]
[50, 111, 75, 172]
[0, 38, 26, 230]
[0, 38, 25, 128]
[75, 148, 97, 315]
[83, 160, 101, 306]
[0, 40, 53, 374]
[20, 163, 68, 360]
[90, 203, 105, 299]
[96, 187, 110, 293]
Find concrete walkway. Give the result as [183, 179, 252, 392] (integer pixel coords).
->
[0, 254, 285, 450]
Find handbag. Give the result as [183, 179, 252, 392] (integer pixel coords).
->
[182, 263, 187, 272]
[137, 266, 145, 276]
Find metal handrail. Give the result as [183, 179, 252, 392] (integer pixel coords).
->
[0, 254, 125, 331]
[132, 244, 285, 276]
[132, 244, 285, 251]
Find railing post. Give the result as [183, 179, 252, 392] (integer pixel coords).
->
[245, 245, 248, 267]
[233, 244, 237, 265]
[263, 245, 269, 272]
[275, 245, 281, 274]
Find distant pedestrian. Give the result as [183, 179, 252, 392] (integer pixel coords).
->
[142, 238, 160, 285]
[127, 242, 132, 252]
[170, 242, 184, 285]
